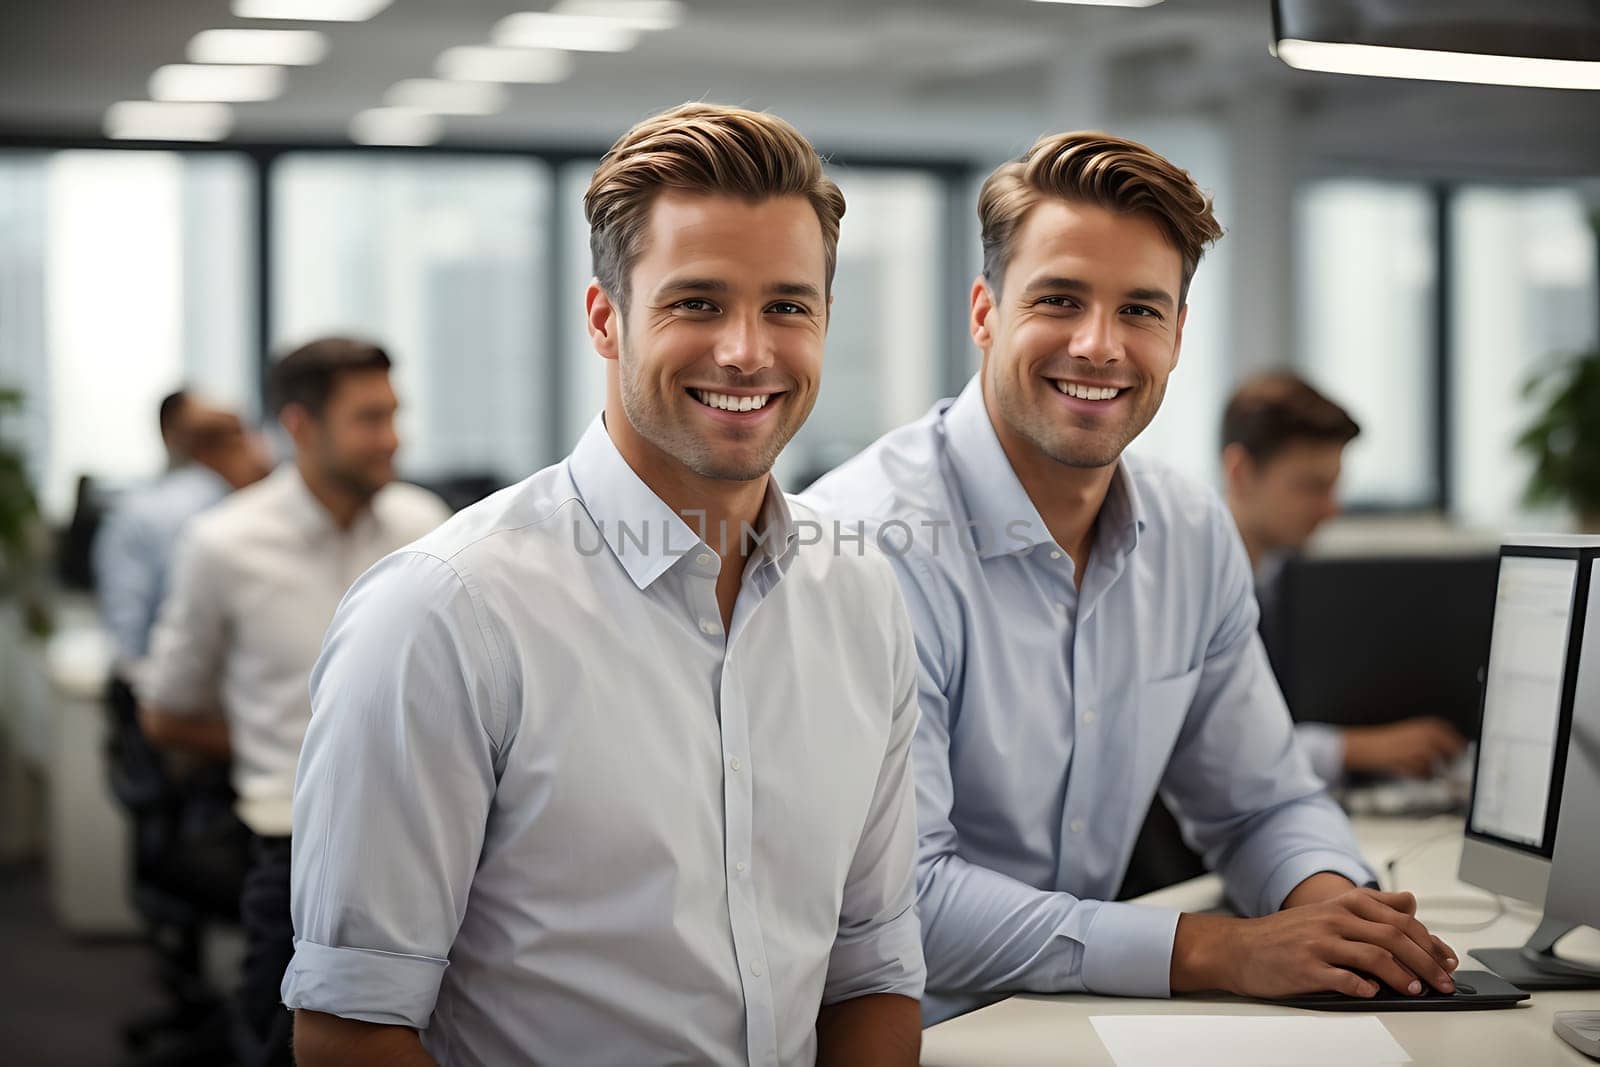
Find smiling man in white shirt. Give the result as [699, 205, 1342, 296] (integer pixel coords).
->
[283, 104, 924, 1066]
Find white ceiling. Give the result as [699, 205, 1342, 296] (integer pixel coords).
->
[2, 0, 1598, 176]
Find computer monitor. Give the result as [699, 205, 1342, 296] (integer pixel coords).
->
[1460, 538, 1600, 989]
[1260, 553, 1499, 740]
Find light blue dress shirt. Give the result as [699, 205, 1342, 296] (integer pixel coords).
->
[801, 379, 1375, 1025]
[92, 464, 229, 668]
[283, 416, 924, 1066]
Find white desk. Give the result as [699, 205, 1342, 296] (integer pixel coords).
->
[923, 816, 1600, 1066]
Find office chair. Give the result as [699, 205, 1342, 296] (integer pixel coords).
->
[104, 677, 248, 1067]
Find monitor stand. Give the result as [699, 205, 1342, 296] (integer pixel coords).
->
[1472, 917, 1600, 990]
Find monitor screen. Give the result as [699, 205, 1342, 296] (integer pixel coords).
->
[1469, 554, 1580, 850]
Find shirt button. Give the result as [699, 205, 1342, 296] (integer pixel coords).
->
[696, 552, 714, 568]
[1070, 819, 1085, 834]
[1081, 709, 1097, 725]
[699, 619, 721, 635]
[1049, 550, 1063, 560]
[728, 756, 742, 772]
[735, 861, 747, 873]
[1055, 602, 1068, 614]
[750, 962, 763, 977]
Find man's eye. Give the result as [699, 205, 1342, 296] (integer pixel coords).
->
[1037, 297, 1076, 309]
[1123, 305, 1160, 318]
[767, 301, 807, 315]
[676, 299, 718, 313]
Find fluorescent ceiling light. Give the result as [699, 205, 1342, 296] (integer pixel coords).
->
[149, 64, 285, 102]
[550, 0, 686, 31]
[492, 12, 640, 52]
[1029, 0, 1164, 7]
[233, 0, 391, 21]
[350, 107, 442, 146]
[436, 46, 575, 84]
[385, 78, 508, 115]
[188, 29, 328, 66]
[1276, 39, 1600, 90]
[104, 101, 233, 141]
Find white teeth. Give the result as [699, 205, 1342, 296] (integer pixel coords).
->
[1055, 381, 1122, 401]
[693, 389, 773, 412]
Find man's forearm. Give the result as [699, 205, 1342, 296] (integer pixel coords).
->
[815, 993, 920, 1067]
[138, 705, 231, 760]
[293, 1011, 436, 1067]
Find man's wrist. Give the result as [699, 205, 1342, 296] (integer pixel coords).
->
[1281, 871, 1357, 909]
[1171, 913, 1234, 994]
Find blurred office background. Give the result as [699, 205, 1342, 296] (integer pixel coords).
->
[1, 1, 1598, 1063]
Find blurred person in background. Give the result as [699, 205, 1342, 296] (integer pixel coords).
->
[1221, 372, 1468, 783]
[137, 338, 449, 1067]
[94, 392, 271, 684]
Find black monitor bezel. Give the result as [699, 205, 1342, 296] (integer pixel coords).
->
[1463, 544, 1594, 860]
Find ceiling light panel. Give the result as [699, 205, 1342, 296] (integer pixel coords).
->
[385, 78, 508, 115]
[149, 64, 286, 102]
[350, 107, 443, 146]
[233, 0, 392, 22]
[492, 12, 641, 52]
[104, 101, 233, 141]
[549, 0, 686, 31]
[436, 46, 575, 84]
[188, 29, 328, 66]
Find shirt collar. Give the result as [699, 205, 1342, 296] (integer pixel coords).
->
[273, 463, 378, 542]
[942, 375, 1146, 559]
[566, 414, 799, 591]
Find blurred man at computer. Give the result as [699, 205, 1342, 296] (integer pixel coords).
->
[1221, 372, 1467, 783]
[138, 339, 449, 1067]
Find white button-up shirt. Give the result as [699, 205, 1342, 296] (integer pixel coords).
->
[141, 464, 448, 835]
[282, 416, 924, 1066]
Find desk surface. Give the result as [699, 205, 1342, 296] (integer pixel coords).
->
[922, 816, 1600, 1066]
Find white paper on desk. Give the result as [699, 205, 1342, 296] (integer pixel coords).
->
[1090, 1015, 1411, 1067]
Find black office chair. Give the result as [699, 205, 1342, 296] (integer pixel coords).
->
[104, 677, 249, 1067]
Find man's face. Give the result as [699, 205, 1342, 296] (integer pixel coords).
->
[1239, 441, 1346, 552]
[974, 199, 1187, 470]
[301, 369, 400, 499]
[592, 191, 827, 484]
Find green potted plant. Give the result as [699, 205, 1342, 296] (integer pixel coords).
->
[0, 385, 52, 635]
[1517, 346, 1600, 532]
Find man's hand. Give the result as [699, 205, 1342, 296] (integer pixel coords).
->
[1343, 718, 1467, 778]
[1172, 888, 1458, 999]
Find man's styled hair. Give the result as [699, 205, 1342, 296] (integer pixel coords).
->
[978, 130, 1223, 306]
[1221, 372, 1361, 465]
[583, 102, 846, 313]
[268, 337, 392, 418]
[158, 389, 189, 440]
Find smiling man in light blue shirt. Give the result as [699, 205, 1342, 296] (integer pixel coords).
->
[802, 131, 1459, 1025]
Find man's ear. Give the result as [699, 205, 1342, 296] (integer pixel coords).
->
[1170, 302, 1188, 373]
[970, 276, 996, 353]
[1221, 441, 1255, 494]
[586, 281, 622, 362]
[277, 403, 311, 448]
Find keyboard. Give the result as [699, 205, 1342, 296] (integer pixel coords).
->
[1267, 970, 1529, 1011]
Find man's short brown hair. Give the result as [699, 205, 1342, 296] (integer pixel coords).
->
[583, 102, 846, 313]
[1221, 372, 1361, 465]
[268, 337, 391, 418]
[978, 131, 1223, 306]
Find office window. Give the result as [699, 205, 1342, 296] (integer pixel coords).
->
[273, 154, 550, 485]
[555, 163, 948, 489]
[1451, 187, 1599, 527]
[0, 150, 254, 519]
[1295, 181, 1437, 508]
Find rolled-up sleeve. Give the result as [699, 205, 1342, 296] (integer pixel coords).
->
[823, 569, 926, 1005]
[1162, 505, 1375, 918]
[281, 549, 507, 1029]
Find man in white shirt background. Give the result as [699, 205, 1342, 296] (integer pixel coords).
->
[138, 337, 449, 1067]
[283, 103, 924, 1067]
